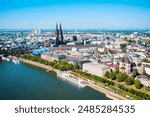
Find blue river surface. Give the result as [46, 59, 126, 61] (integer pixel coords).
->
[0, 61, 109, 100]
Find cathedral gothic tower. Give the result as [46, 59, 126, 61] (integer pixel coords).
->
[55, 23, 64, 46]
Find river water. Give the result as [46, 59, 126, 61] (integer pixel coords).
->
[0, 61, 109, 100]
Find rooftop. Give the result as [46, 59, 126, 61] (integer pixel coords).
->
[83, 62, 110, 70]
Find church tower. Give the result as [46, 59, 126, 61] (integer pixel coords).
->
[55, 22, 64, 46]
[55, 23, 59, 46]
[59, 23, 64, 43]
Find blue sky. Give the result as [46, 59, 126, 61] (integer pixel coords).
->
[0, 0, 150, 29]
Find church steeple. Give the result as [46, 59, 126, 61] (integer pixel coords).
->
[59, 22, 62, 30]
[55, 22, 64, 46]
[55, 23, 59, 46]
[59, 22, 64, 43]
[56, 23, 58, 32]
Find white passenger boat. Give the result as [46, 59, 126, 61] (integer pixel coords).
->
[2, 57, 10, 61]
[12, 59, 20, 64]
[58, 72, 87, 88]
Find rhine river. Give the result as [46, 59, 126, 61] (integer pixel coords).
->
[0, 61, 109, 100]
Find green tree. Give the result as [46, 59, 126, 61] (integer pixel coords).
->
[116, 72, 126, 82]
[146, 40, 150, 46]
[64, 64, 71, 70]
[120, 44, 127, 49]
[125, 77, 134, 85]
[109, 71, 117, 80]
[59, 66, 66, 71]
[73, 64, 79, 69]
[128, 40, 136, 44]
[105, 71, 110, 78]
[143, 58, 148, 62]
[134, 79, 142, 89]
[132, 69, 139, 78]
[53, 63, 59, 69]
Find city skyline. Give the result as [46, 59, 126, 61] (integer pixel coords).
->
[0, 0, 150, 29]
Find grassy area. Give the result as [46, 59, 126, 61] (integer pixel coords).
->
[72, 71, 141, 99]
[73, 70, 150, 100]
[104, 77, 150, 95]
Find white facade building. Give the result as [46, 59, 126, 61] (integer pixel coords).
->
[98, 48, 105, 52]
[136, 75, 150, 86]
[82, 62, 110, 77]
[145, 66, 150, 75]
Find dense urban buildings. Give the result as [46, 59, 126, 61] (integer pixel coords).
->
[0, 27, 150, 89]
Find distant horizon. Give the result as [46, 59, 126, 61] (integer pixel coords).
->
[0, 27, 150, 31]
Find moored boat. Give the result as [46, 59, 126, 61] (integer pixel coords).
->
[2, 56, 10, 61]
[12, 59, 20, 64]
[58, 72, 87, 87]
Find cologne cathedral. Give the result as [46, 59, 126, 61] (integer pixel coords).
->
[55, 23, 64, 46]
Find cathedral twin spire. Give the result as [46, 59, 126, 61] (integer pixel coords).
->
[55, 23, 64, 46]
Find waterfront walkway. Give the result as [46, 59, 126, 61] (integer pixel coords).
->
[88, 82, 126, 100]
[23, 59, 60, 74]
[22, 59, 127, 100]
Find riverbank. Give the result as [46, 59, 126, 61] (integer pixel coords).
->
[70, 72, 127, 100]
[23, 59, 60, 74]
[88, 82, 126, 100]
[22, 59, 127, 100]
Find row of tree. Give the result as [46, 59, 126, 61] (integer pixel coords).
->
[105, 71, 142, 89]
[18, 54, 79, 71]
[74, 69, 114, 86]
[118, 84, 150, 100]
[74, 69, 150, 100]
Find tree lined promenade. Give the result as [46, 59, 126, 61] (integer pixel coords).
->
[73, 70, 150, 100]
[18, 54, 79, 71]
[105, 71, 142, 89]
[18, 54, 126, 100]
[18, 54, 150, 100]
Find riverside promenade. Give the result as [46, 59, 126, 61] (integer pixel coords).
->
[23, 59, 60, 74]
[88, 82, 127, 100]
[22, 59, 127, 100]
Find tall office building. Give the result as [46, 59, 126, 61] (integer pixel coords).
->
[55, 23, 64, 46]
[33, 29, 42, 35]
